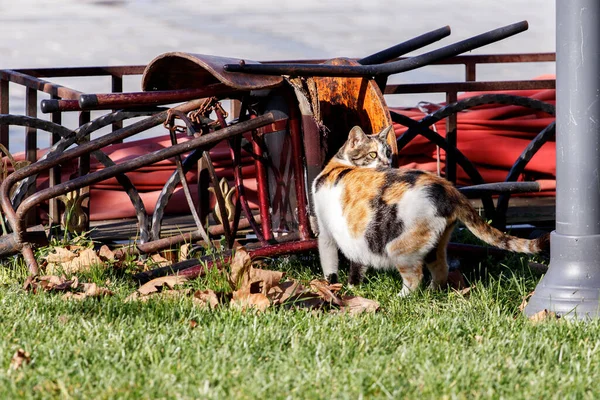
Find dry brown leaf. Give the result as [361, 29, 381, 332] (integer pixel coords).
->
[267, 280, 305, 305]
[136, 275, 189, 296]
[150, 254, 172, 268]
[193, 289, 219, 309]
[310, 279, 343, 306]
[46, 248, 104, 275]
[8, 349, 30, 372]
[231, 289, 270, 312]
[98, 245, 115, 261]
[189, 320, 198, 329]
[179, 243, 192, 261]
[250, 269, 285, 295]
[38, 275, 77, 291]
[228, 248, 252, 290]
[453, 286, 473, 298]
[529, 309, 558, 323]
[339, 295, 380, 315]
[46, 247, 76, 263]
[519, 291, 535, 312]
[283, 292, 325, 310]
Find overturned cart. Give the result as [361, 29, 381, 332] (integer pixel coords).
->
[0, 21, 556, 279]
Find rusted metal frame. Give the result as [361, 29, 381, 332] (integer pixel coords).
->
[0, 78, 8, 147]
[357, 26, 451, 65]
[0, 70, 82, 100]
[164, 110, 212, 246]
[224, 21, 529, 76]
[111, 75, 123, 135]
[177, 239, 319, 280]
[251, 121, 274, 241]
[493, 121, 556, 229]
[384, 79, 555, 95]
[24, 88, 38, 226]
[14, 66, 145, 78]
[286, 93, 311, 240]
[1, 100, 208, 243]
[445, 91, 458, 184]
[10, 114, 274, 273]
[217, 108, 268, 246]
[117, 217, 255, 259]
[49, 94, 62, 224]
[41, 84, 238, 113]
[2, 112, 154, 244]
[465, 62, 476, 82]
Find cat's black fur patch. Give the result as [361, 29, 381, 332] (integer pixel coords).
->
[334, 168, 352, 185]
[365, 170, 419, 254]
[426, 183, 454, 217]
[348, 261, 364, 285]
[424, 247, 437, 264]
[327, 273, 339, 284]
[314, 174, 328, 191]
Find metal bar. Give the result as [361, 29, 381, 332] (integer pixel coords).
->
[14, 65, 145, 78]
[384, 79, 555, 95]
[111, 75, 123, 135]
[224, 21, 529, 76]
[357, 26, 451, 65]
[49, 95, 62, 224]
[24, 88, 38, 227]
[445, 91, 458, 184]
[78, 83, 236, 110]
[0, 78, 8, 147]
[465, 62, 476, 81]
[252, 128, 273, 241]
[458, 181, 541, 198]
[0, 70, 82, 100]
[287, 96, 311, 240]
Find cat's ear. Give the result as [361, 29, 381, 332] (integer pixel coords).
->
[377, 125, 393, 142]
[348, 126, 368, 147]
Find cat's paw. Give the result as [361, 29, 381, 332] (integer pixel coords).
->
[397, 286, 414, 298]
[326, 273, 339, 284]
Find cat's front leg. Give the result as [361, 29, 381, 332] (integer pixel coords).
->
[348, 261, 366, 287]
[318, 233, 339, 284]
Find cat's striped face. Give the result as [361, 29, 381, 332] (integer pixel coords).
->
[336, 125, 393, 168]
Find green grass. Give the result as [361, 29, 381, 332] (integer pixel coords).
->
[1, 249, 599, 399]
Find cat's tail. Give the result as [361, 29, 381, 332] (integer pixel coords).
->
[456, 197, 550, 254]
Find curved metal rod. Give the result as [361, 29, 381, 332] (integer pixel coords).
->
[493, 121, 556, 228]
[14, 114, 276, 245]
[5, 111, 161, 243]
[357, 26, 451, 65]
[397, 94, 555, 151]
[164, 110, 212, 246]
[390, 111, 495, 217]
[150, 148, 204, 241]
[459, 181, 541, 198]
[224, 21, 528, 76]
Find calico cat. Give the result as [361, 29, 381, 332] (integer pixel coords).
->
[312, 125, 549, 296]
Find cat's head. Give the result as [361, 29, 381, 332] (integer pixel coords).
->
[335, 125, 393, 168]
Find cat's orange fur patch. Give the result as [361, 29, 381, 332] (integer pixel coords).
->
[388, 221, 432, 256]
[340, 169, 385, 237]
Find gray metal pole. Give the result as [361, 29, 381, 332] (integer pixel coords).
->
[525, 0, 600, 318]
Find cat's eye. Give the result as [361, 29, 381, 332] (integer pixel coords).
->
[368, 152, 377, 159]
